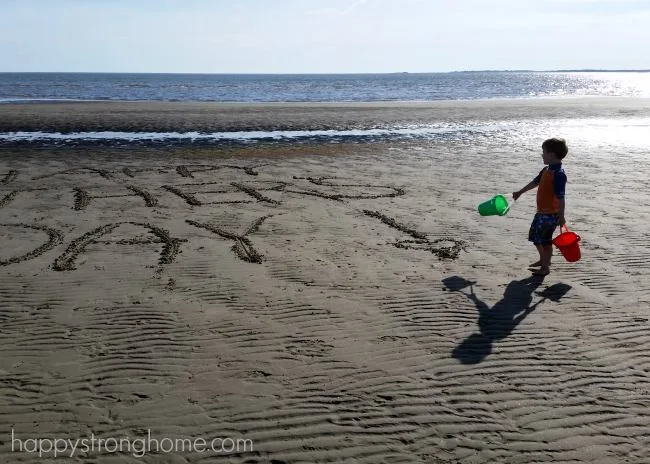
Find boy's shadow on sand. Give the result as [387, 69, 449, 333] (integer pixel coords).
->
[444, 276, 571, 364]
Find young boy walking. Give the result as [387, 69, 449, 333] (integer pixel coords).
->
[513, 138, 568, 276]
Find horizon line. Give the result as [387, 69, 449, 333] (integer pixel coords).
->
[1, 69, 650, 75]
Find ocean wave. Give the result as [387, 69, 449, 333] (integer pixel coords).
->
[0, 125, 492, 144]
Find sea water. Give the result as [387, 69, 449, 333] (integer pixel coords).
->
[1, 71, 649, 103]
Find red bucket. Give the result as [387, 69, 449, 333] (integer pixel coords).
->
[552, 225, 581, 262]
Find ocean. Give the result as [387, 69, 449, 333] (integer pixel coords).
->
[1, 71, 650, 103]
[0, 72, 649, 147]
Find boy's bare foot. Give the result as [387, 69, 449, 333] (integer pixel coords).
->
[529, 260, 542, 267]
[531, 268, 550, 276]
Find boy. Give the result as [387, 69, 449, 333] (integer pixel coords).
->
[513, 138, 568, 276]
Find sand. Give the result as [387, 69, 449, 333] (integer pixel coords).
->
[2, 97, 650, 133]
[2, 100, 650, 463]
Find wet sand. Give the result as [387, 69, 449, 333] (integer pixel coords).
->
[2, 97, 650, 132]
[2, 99, 650, 463]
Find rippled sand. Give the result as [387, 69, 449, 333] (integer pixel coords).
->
[2, 99, 650, 463]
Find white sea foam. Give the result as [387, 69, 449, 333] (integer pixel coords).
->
[1, 117, 647, 148]
[0, 125, 488, 143]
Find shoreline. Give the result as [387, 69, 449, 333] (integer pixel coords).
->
[1, 97, 649, 134]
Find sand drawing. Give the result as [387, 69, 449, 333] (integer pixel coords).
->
[72, 185, 158, 210]
[32, 167, 112, 180]
[289, 176, 405, 201]
[0, 191, 18, 208]
[32, 164, 264, 182]
[307, 176, 405, 198]
[394, 238, 467, 259]
[163, 181, 285, 206]
[120, 164, 261, 179]
[186, 215, 272, 263]
[1, 164, 467, 272]
[231, 182, 281, 204]
[176, 164, 263, 178]
[53, 224, 120, 271]
[363, 209, 427, 239]
[176, 165, 193, 178]
[72, 187, 91, 210]
[1, 170, 18, 184]
[52, 222, 186, 271]
[126, 185, 158, 207]
[0, 223, 64, 266]
[161, 185, 202, 206]
[363, 209, 467, 259]
[122, 167, 136, 178]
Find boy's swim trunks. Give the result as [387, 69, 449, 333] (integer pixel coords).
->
[528, 213, 559, 245]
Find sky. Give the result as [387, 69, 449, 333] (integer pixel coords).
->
[1, 0, 649, 73]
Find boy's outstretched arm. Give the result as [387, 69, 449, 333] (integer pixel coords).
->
[513, 180, 538, 201]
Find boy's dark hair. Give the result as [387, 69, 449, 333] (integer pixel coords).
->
[542, 138, 568, 159]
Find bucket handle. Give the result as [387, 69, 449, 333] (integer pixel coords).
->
[557, 224, 581, 241]
[498, 193, 514, 215]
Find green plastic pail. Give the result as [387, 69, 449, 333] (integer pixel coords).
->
[478, 194, 509, 216]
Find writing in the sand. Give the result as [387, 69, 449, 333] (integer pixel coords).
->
[0, 164, 465, 271]
[0, 164, 411, 271]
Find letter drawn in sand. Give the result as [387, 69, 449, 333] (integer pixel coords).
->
[0, 187, 52, 210]
[363, 209, 467, 259]
[71, 185, 158, 210]
[288, 176, 405, 201]
[53, 222, 186, 272]
[0, 191, 19, 209]
[175, 164, 263, 178]
[163, 181, 284, 206]
[231, 183, 281, 204]
[1, 170, 18, 185]
[0, 224, 64, 266]
[187, 216, 272, 263]
[32, 167, 113, 181]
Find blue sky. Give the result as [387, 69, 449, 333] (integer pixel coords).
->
[1, 0, 649, 73]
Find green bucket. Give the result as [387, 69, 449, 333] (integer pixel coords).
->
[478, 194, 509, 216]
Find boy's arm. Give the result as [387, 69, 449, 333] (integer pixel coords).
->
[513, 180, 537, 201]
[554, 170, 567, 226]
[557, 198, 566, 226]
[513, 168, 544, 201]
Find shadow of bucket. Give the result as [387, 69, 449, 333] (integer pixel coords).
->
[478, 194, 509, 216]
[552, 226, 581, 262]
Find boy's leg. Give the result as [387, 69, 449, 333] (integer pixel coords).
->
[529, 214, 544, 267]
[540, 244, 553, 272]
[531, 214, 557, 275]
[533, 244, 544, 267]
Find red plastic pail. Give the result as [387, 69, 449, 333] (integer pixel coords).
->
[552, 225, 581, 262]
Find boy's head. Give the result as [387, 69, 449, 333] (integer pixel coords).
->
[541, 138, 568, 164]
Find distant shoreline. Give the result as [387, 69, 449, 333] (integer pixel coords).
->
[1, 70, 650, 75]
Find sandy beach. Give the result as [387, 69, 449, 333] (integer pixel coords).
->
[2, 100, 650, 463]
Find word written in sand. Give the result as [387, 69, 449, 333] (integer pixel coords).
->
[2, 171, 405, 211]
[0, 218, 278, 270]
[1, 222, 187, 271]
